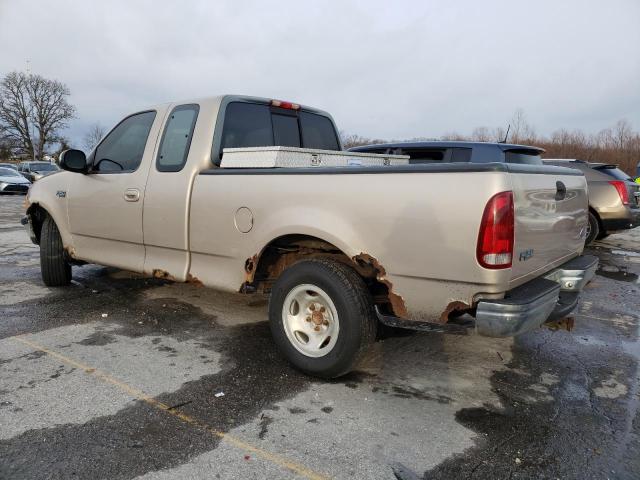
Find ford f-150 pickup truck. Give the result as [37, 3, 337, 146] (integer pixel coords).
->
[23, 95, 598, 378]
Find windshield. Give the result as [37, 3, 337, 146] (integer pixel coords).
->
[0, 167, 21, 177]
[31, 163, 58, 171]
[594, 166, 633, 182]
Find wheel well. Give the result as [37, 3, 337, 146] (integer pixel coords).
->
[243, 234, 405, 316]
[589, 206, 603, 231]
[26, 203, 49, 244]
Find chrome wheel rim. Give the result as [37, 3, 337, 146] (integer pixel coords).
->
[281, 284, 339, 358]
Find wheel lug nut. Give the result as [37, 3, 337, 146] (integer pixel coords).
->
[309, 304, 316, 311]
[322, 320, 329, 326]
[306, 316, 311, 322]
[314, 326, 320, 331]
[319, 306, 325, 313]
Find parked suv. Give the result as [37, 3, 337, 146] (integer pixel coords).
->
[349, 140, 544, 165]
[543, 160, 640, 244]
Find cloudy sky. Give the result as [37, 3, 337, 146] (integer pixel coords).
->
[1, 0, 639, 146]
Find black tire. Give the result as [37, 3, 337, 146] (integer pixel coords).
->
[40, 215, 72, 286]
[585, 211, 600, 245]
[268, 258, 377, 378]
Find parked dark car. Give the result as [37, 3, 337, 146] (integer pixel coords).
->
[349, 140, 545, 165]
[543, 160, 640, 243]
[17, 161, 59, 182]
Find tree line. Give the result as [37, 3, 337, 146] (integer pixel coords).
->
[2, 70, 638, 176]
[341, 108, 640, 177]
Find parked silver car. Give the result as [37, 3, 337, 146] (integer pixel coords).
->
[0, 167, 31, 194]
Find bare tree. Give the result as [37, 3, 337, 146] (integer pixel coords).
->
[508, 108, 536, 144]
[0, 72, 33, 158]
[83, 123, 106, 151]
[471, 126, 491, 142]
[339, 130, 385, 149]
[0, 71, 75, 160]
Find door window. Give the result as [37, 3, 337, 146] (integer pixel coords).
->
[156, 105, 199, 172]
[94, 111, 156, 172]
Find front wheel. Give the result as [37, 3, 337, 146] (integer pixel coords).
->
[40, 216, 72, 286]
[268, 258, 377, 378]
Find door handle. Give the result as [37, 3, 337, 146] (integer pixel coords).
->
[124, 188, 140, 202]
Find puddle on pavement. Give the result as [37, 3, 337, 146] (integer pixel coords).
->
[421, 320, 639, 480]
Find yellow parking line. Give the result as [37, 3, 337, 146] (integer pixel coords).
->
[12, 335, 329, 480]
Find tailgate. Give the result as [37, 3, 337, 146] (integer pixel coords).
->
[508, 166, 588, 285]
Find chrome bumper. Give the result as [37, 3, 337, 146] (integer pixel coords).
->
[475, 255, 598, 337]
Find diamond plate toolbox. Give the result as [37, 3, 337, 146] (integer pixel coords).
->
[221, 146, 409, 168]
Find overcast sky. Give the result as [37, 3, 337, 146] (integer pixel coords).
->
[1, 0, 639, 147]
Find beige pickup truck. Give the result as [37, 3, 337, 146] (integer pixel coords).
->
[24, 95, 597, 377]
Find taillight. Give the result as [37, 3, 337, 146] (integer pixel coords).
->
[608, 180, 629, 205]
[477, 191, 515, 269]
[270, 99, 300, 110]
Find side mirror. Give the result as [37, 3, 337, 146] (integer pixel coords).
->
[59, 149, 87, 173]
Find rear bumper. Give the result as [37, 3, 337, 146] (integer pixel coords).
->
[602, 207, 640, 232]
[475, 255, 598, 337]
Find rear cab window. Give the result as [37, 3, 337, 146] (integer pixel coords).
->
[219, 101, 339, 162]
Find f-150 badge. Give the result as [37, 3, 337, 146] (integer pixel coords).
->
[518, 249, 534, 261]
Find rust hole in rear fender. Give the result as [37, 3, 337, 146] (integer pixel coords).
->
[440, 300, 472, 324]
[352, 253, 408, 319]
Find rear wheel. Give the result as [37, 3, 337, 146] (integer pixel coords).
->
[40, 216, 72, 286]
[585, 211, 600, 245]
[268, 258, 377, 378]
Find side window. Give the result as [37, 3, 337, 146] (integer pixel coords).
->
[221, 103, 273, 152]
[504, 149, 542, 165]
[451, 148, 472, 162]
[299, 112, 339, 150]
[156, 104, 199, 172]
[94, 111, 156, 172]
[404, 148, 450, 164]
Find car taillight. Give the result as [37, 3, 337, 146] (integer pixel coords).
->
[608, 180, 629, 205]
[477, 191, 515, 269]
